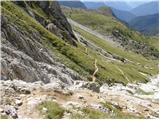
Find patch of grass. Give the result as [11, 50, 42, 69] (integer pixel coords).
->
[74, 103, 144, 119]
[30, 3, 49, 19]
[0, 114, 8, 119]
[82, 107, 108, 119]
[101, 102, 144, 119]
[70, 112, 84, 119]
[97, 6, 113, 16]
[37, 101, 65, 119]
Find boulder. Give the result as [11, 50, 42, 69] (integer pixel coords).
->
[63, 101, 82, 110]
[78, 95, 84, 100]
[15, 99, 23, 106]
[100, 83, 109, 93]
[0, 108, 4, 113]
[90, 103, 108, 113]
[71, 81, 100, 92]
[4, 105, 18, 119]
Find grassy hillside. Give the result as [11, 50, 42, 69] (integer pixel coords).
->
[63, 7, 159, 56]
[2, 2, 158, 85]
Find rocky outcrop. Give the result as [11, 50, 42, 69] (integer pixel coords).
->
[68, 80, 100, 92]
[0, 77, 159, 119]
[14, 1, 77, 46]
[1, 4, 81, 83]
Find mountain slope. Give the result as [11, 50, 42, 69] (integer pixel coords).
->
[2, 1, 158, 85]
[63, 7, 158, 59]
[126, 1, 149, 8]
[58, 0, 87, 9]
[83, 1, 106, 9]
[15, 1, 77, 46]
[129, 14, 159, 35]
[1, 1, 81, 83]
[96, 6, 113, 17]
[112, 8, 136, 22]
[131, 1, 159, 16]
[104, 1, 132, 11]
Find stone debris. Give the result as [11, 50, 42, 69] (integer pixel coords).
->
[69, 80, 100, 92]
[15, 100, 23, 106]
[90, 103, 108, 112]
[63, 101, 83, 111]
[4, 105, 18, 119]
[0, 108, 4, 113]
[0, 76, 158, 119]
[78, 95, 84, 100]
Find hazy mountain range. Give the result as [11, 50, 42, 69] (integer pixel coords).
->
[59, 0, 159, 35]
[83, 1, 106, 9]
[128, 13, 159, 35]
[130, 1, 159, 16]
[59, 0, 87, 9]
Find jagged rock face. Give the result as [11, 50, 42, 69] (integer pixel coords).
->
[14, 1, 77, 46]
[1, 4, 81, 83]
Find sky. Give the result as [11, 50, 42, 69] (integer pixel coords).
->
[59, 0, 158, 2]
[81, 0, 157, 1]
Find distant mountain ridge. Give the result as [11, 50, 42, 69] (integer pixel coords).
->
[104, 1, 132, 11]
[131, 1, 159, 16]
[106, 1, 159, 35]
[128, 13, 159, 35]
[58, 0, 87, 9]
[59, 0, 159, 35]
[83, 1, 106, 9]
[112, 8, 136, 22]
